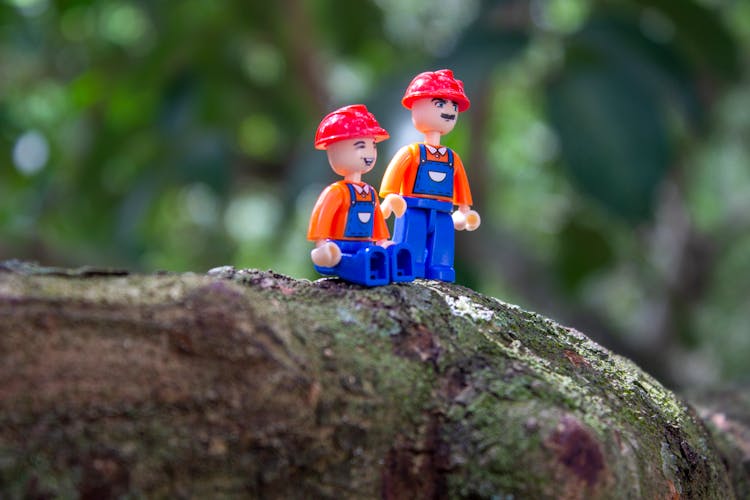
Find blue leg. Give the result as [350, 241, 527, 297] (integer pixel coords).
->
[425, 210, 455, 282]
[393, 207, 428, 278]
[388, 243, 414, 283]
[315, 241, 389, 286]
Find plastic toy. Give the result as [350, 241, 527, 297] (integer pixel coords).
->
[308, 104, 414, 286]
[380, 69, 480, 282]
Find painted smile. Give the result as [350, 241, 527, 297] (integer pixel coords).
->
[440, 113, 456, 121]
[363, 157, 374, 166]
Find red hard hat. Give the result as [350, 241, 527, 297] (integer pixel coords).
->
[314, 104, 389, 150]
[401, 69, 470, 112]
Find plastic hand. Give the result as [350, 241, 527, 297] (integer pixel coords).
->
[311, 241, 342, 267]
[452, 205, 481, 231]
[380, 194, 407, 219]
[376, 239, 395, 248]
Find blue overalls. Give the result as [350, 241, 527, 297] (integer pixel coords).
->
[392, 144, 456, 282]
[315, 183, 414, 286]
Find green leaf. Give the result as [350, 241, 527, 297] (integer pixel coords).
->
[547, 13, 685, 223]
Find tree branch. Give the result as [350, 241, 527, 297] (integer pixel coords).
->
[0, 262, 739, 498]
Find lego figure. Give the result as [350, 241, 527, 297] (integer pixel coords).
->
[379, 69, 480, 282]
[308, 104, 414, 286]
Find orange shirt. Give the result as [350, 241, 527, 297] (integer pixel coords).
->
[307, 181, 390, 241]
[379, 143, 473, 205]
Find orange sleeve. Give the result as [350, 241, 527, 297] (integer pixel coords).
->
[371, 193, 390, 241]
[379, 144, 418, 198]
[307, 183, 346, 241]
[452, 151, 473, 206]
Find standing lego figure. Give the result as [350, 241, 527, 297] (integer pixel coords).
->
[379, 69, 480, 282]
[308, 104, 414, 286]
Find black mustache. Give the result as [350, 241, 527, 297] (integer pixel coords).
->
[440, 113, 456, 120]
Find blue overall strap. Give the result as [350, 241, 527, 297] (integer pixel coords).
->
[343, 183, 375, 238]
[413, 144, 455, 198]
[418, 144, 454, 166]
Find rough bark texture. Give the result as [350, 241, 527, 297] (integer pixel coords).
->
[688, 386, 750, 500]
[0, 261, 742, 498]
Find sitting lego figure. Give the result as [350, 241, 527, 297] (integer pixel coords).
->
[308, 104, 414, 286]
[379, 69, 481, 282]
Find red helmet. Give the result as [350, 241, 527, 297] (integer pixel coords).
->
[314, 104, 389, 150]
[401, 69, 470, 112]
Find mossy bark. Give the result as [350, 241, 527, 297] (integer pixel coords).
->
[0, 261, 740, 498]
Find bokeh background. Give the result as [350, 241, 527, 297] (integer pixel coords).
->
[2, 0, 749, 389]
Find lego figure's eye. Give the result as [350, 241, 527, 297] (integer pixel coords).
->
[354, 140, 366, 150]
[452, 102, 458, 112]
[432, 98, 446, 109]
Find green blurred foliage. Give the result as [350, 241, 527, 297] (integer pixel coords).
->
[2, 0, 749, 388]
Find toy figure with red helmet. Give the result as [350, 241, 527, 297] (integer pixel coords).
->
[308, 104, 414, 286]
[379, 69, 481, 282]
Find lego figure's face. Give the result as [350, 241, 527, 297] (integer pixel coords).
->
[326, 137, 377, 177]
[411, 97, 459, 137]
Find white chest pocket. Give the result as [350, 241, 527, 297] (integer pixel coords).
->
[358, 212, 372, 223]
[429, 171, 447, 182]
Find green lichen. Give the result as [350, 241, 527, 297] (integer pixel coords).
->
[409, 281, 732, 498]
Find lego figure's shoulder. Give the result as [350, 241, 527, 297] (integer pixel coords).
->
[312, 181, 343, 204]
[311, 180, 379, 213]
[384, 142, 425, 172]
[335, 180, 380, 200]
[392, 143, 462, 160]
[326, 179, 355, 194]
[392, 142, 423, 161]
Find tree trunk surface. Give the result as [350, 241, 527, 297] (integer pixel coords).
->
[0, 261, 744, 499]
